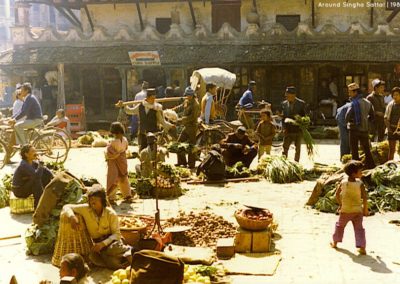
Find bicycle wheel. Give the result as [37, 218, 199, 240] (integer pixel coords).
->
[42, 126, 72, 150]
[0, 139, 9, 169]
[32, 132, 69, 163]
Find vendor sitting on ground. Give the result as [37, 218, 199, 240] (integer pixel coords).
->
[12, 145, 53, 208]
[63, 186, 131, 270]
[196, 144, 226, 181]
[46, 109, 71, 135]
[136, 132, 167, 178]
[220, 126, 257, 168]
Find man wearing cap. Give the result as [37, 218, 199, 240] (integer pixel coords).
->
[238, 81, 257, 129]
[201, 83, 217, 124]
[345, 83, 375, 169]
[220, 126, 257, 168]
[136, 132, 167, 178]
[280, 86, 306, 162]
[367, 79, 386, 142]
[117, 88, 173, 151]
[130, 81, 149, 140]
[175, 87, 200, 168]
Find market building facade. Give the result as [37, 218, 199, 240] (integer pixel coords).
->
[1, 0, 400, 126]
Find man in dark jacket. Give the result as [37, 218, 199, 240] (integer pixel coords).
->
[281, 86, 306, 162]
[196, 144, 226, 181]
[12, 145, 53, 208]
[367, 79, 386, 142]
[220, 126, 257, 168]
[345, 83, 375, 169]
[117, 89, 174, 151]
[176, 87, 200, 168]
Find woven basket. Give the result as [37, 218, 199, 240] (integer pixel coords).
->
[153, 186, 182, 199]
[234, 210, 272, 231]
[9, 192, 34, 214]
[52, 213, 93, 267]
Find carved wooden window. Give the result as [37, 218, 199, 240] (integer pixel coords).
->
[276, 15, 300, 31]
[156, 18, 172, 34]
[212, 0, 241, 33]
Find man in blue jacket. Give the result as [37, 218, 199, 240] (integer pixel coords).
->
[9, 83, 43, 145]
[238, 81, 257, 129]
[336, 101, 351, 160]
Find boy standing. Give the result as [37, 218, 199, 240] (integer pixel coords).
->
[256, 110, 276, 159]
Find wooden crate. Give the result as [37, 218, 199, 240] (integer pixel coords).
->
[216, 237, 235, 259]
[252, 229, 271, 253]
[234, 228, 252, 253]
[234, 228, 272, 253]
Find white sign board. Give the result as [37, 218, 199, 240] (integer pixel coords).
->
[128, 51, 161, 66]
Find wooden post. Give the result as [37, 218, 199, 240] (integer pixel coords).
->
[370, 0, 374, 28]
[188, 0, 197, 27]
[99, 68, 105, 116]
[57, 63, 65, 109]
[117, 67, 128, 101]
[311, 0, 315, 28]
[136, 0, 144, 31]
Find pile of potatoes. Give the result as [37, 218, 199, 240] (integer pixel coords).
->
[164, 211, 237, 247]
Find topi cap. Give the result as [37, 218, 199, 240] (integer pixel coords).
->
[249, 81, 256, 87]
[236, 126, 246, 134]
[371, 79, 385, 89]
[285, 86, 296, 94]
[146, 88, 156, 97]
[184, 86, 195, 96]
[347, 82, 360, 91]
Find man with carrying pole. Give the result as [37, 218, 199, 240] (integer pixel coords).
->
[116, 88, 175, 151]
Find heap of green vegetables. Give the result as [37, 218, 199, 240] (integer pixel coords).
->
[303, 163, 341, 180]
[226, 162, 251, 179]
[25, 179, 85, 255]
[167, 142, 198, 154]
[0, 174, 12, 208]
[258, 155, 303, 184]
[312, 161, 400, 213]
[285, 115, 315, 158]
[77, 131, 102, 145]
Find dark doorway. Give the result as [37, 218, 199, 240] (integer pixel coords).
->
[156, 17, 172, 34]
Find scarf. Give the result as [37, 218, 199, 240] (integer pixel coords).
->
[351, 94, 363, 126]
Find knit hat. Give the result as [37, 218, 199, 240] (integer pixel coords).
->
[184, 86, 195, 96]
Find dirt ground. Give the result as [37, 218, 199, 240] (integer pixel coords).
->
[0, 140, 399, 284]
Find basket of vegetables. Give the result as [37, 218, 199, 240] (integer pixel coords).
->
[118, 215, 147, 246]
[234, 208, 273, 231]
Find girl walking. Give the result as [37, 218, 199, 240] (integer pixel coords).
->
[331, 160, 369, 254]
[105, 122, 133, 204]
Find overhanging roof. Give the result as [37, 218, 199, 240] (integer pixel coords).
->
[0, 42, 399, 66]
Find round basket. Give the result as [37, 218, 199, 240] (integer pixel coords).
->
[118, 215, 148, 246]
[52, 213, 93, 267]
[153, 186, 182, 199]
[234, 210, 272, 231]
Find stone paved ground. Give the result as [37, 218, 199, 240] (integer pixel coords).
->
[0, 140, 399, 284]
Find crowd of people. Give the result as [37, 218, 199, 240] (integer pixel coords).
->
[336, 79, 400, 168]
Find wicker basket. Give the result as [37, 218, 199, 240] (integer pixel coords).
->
[118, 215, 147, 246]
[234, 210, 273, 231]
[9, 192, 34, 214]
[153, 186, 182, 199]
[52, 213, 93, 267]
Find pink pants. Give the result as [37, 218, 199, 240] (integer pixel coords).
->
[332, 212, 366, 248]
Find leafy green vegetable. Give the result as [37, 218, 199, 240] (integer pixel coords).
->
[258, 155, 303, 183]
[25, 179, 85, 255]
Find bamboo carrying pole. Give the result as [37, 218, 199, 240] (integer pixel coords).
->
[115, 97, 183, 107]
[0, 234, 21, 241]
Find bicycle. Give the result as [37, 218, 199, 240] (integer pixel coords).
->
[0, 120, 70, 168]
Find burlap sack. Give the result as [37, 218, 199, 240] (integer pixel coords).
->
[33, 171, 82, 226]
[130, 250, 184, 284]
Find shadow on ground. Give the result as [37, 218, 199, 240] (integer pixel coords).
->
[336, 248, 392, 274]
